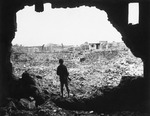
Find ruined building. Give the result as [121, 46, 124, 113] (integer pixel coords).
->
[89, 41, 108, 50]
[0, 0, 150, 108]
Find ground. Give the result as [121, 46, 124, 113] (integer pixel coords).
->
[1, 46, 149, 116]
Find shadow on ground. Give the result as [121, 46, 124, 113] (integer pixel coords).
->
[51, 76, 149, 113]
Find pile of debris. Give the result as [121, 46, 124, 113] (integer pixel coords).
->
[7, 47, 147, 115]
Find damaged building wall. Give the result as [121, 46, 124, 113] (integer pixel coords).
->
[0, 0, 17, 105]
[0, 0, 150, 105]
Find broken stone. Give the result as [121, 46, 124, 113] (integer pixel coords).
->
[89, 111, 94, 113]
[53, 109, 57, 112]
[18, 98, 36, 110]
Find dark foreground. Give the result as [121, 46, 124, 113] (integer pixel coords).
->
[0, 76, 150, 116]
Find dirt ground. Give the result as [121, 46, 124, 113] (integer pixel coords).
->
[2, 48, 148, 116]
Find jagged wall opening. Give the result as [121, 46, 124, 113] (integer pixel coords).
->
[10, 2, 141, 82]
[0, 0, 150, 111]
[13, 4, 123, 46]
[10, 2, 144, 102]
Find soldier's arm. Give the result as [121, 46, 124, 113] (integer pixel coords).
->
[65, 66, 69, 76]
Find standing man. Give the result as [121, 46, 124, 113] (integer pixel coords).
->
[57, 59, 70, 97]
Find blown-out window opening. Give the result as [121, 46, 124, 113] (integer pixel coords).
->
[128, 3, 139, 25]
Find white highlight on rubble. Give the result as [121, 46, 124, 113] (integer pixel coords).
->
[128, 3, 139, 25]
[13, 4, 122, 46]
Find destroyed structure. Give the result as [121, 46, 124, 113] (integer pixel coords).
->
[89, 41, 108, 51]
[88, 41, 128, 51]
[0, 0, 150, 109]
[13, 41, 127, 54]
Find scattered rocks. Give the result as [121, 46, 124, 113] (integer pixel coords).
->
[18, 98, 36, 110]
[8, 47, 146, 115]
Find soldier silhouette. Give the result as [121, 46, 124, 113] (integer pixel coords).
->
[57, 59, 70, 97]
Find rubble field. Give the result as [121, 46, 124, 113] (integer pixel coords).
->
[1, 48, 149, 116]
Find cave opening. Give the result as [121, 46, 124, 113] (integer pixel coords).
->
[9, 3, 145, 113]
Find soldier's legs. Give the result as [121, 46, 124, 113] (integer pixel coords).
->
[65, 82, 69, 97]
[60, 82, 64, 97]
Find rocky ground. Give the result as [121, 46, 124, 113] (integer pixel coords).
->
[12, 49, 143, 96]
[2, 49, 149, 115]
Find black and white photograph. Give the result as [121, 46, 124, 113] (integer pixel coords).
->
[0, 0, 150, 115]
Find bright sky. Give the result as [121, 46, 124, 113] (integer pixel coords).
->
[12, 3, 138, 46]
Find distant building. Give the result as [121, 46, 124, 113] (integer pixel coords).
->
[44, 43, 70, 52]
[107, 41, 128, 51]
[107, 41, 118, 50]
[89, 43, 100, 50]
[25, 46, 40, 53]
[89, 41, 108, 51]
[80, 42, 89, 51]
